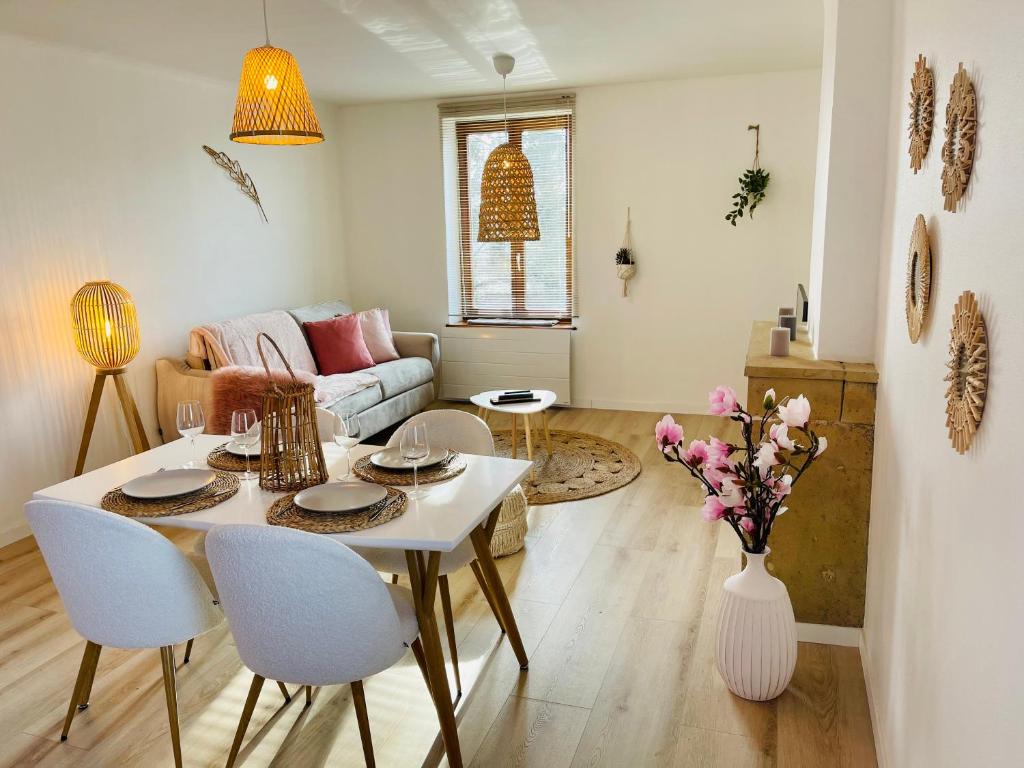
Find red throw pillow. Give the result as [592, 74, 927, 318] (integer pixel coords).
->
[303, 314, 375, 374]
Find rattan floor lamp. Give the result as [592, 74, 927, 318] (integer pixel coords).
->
[71, 281, 150, 476]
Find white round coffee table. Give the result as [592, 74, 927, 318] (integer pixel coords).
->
[470, 389, 557, 478]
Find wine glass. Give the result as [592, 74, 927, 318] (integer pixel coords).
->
[231, 409, 260, 481]
[176, 400, 205, 468]
[400, 422, 430, 498]
[333, 410, 361, 480]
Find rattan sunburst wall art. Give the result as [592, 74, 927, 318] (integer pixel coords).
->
[905, 214, 932, 342]
[944, 291, 987, 454]
[908, 55, 934, 173]
[941, 63, 977, 212]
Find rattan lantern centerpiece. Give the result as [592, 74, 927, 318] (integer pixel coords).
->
[230, 1, 323, 146]
[478, 54, 540, 243]
[70, 281, 149, 475]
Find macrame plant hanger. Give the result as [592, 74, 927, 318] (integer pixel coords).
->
[617, 207, 637, 297]
[749, 123, 761, 170]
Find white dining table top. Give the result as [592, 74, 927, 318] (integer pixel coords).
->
[32, 434, 534, 553]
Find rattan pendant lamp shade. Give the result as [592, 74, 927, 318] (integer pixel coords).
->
[230, 1, 323, 145]
[478, 54, 540, 242]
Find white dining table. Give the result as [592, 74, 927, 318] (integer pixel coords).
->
[32, 434, 535, 768]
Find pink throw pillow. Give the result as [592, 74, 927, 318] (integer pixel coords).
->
[303, 314, 375, 374]
[358, 308, 400, 364]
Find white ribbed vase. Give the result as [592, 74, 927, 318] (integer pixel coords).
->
[715, 548, 797, 701]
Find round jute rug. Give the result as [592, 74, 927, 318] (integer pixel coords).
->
[491, 429, 641, 505]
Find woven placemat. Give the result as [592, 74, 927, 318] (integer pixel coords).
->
[101, 471, 240, 519]
[353, 451, 467, 486]
[207, 444, 260, 472]
[267, 485, 407, 533]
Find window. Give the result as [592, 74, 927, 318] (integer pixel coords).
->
[441, 96, 574, 322]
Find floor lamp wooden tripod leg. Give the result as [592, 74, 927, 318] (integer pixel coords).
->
[74, 368, 150, 477]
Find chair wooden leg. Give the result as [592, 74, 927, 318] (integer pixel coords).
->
[522, 414, 535, 480]
[438, 575, 461, 696]
[79, 643, 103, 710]
[410, 637, 433, 695]
[470, 559, 506, 634]
[183, 638, 194, 664]
[277, 680, 291, 702]
[391, 573, 399, 584]
[226, 674, 265, 768]
[351, 680, 375, 768]
[159, 646, 183, 768]
[305, 685, 313, 707]
[61, 641, 102, 740]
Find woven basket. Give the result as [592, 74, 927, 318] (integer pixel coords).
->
[256, 333, 328, 492]
[490, 485, 528, 558]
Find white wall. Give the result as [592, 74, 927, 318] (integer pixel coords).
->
[807, 0, 892, 363]
[0, 34, 345, 545]
[864, 1, 1024, 765]
[335, 69, 821, 414]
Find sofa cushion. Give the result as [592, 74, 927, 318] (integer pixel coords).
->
[365, 357, 433, 399]
[288, 299, 353, 334]
[323, 379, 384, 414]
[358, 308, 401, 364]
[304, 315, 375, 375]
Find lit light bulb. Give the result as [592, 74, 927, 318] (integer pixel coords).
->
[502, 159, 511, 169]
[264, 73, 279, 90]
[104, 319, 112, 338]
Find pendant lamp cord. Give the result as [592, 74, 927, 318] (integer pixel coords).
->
[263, 0, 271, 46]
[502, 74, 509, 141]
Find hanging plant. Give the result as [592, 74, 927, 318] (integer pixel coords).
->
[725, 125, 770, 226]
[616, 208, 637, 296]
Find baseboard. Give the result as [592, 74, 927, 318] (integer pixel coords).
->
[795, 622, 861, 647]
[859, 630, 888, 768]
[572, 396, 708, 415]
[0, 523, 31, 550]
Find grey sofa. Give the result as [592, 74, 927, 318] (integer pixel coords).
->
[155, 299, 439, 441]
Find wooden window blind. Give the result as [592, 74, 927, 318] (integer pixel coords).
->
[441, 95, 575, 321]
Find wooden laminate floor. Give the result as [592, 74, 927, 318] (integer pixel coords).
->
[0, 406, 877, 767]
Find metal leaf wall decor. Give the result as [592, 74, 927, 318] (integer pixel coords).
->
[202, 145, 268, 222]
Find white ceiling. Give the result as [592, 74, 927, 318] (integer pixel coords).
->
[0, 0, 823, 104]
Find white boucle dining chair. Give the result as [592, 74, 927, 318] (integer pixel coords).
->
[353, 408, 511, 697]
[205, 523, 429, 768]
[24, 500, 224, 768]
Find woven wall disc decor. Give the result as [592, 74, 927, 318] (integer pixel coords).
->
[941, 63, 977, 212]
[908, 54, 935, 173]
[944, 291, 988, 454]
[905, 214, 933, 343]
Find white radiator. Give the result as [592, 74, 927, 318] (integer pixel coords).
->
[440, 326, 571, 405]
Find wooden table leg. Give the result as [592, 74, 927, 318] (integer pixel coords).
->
[405, 550, 462, 768]
[542, 410, 553, 455]
[522, 414, 535, 481]
[510, 414, 518, 459]
[476, 406, 488, 425]
[469, 526, 529, 669]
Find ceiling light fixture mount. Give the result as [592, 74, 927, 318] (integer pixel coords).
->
[477, 53, 540, 243]
[230, 0, 323, 146]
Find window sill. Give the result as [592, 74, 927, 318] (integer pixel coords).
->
[446, 320, 576, 331]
